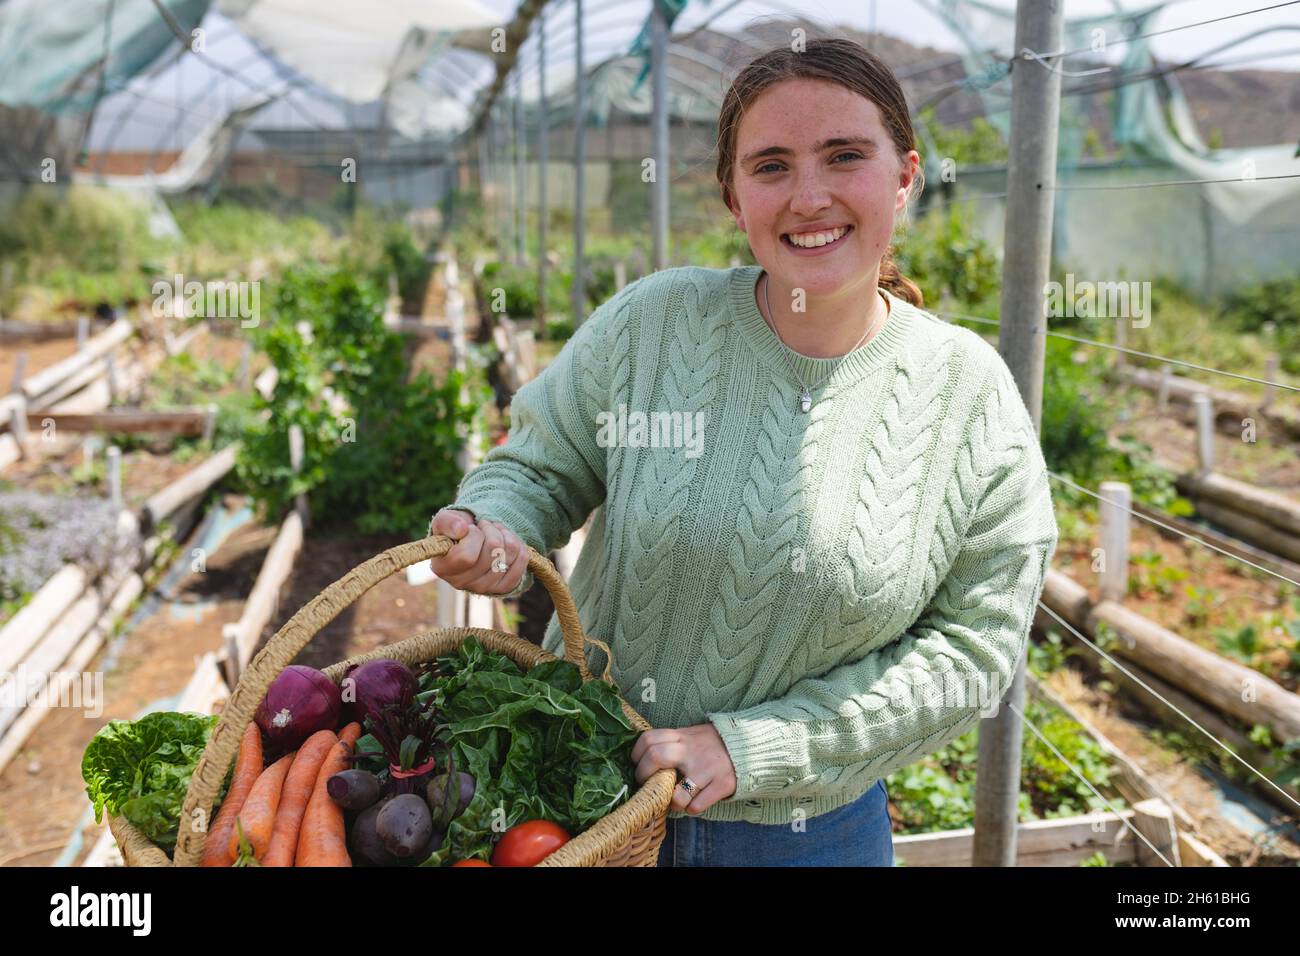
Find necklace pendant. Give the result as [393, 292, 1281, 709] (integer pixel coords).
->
[799, 391, 812, 413]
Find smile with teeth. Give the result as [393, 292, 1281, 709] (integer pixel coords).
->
[782, 225, 852, 248]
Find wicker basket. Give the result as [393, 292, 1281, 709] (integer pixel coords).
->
[108, 534, 676, 867]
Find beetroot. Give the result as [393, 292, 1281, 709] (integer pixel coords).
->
[254, 665, 341, 751]
[340, 659, 417, 726]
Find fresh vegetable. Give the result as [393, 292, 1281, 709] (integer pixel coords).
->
[82, 711, 222, 853]
[426, 771, 475, 830]
[339, 721, 363, 750]
[254, 665, 342, 753]
[202, 723, 264, 867]
[350, 797, 402, 866]
[228, 753, 294, 861]
[491, 820, 571, 867]
[261, 729, 338, 867]
[328, 769, 383, 810]
[376, 793, 434, 859]
[354, 681, 447, 796]
[451, 859, 492, 867]
[341, 659, 417, 726]
[417, 638, 638, 867]
[295, 723, 361, 866]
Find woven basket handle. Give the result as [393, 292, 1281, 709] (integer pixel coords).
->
[171, 533, 602, 867]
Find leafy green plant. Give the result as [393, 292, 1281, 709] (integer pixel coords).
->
[1184, 584, 1220, 628]
[236, 262, 488, 537]
[1214, 624, 1260, 664]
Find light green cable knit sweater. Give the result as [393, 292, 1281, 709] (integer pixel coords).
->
[447, 264, 1059, 825]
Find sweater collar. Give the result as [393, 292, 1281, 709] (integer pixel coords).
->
[728, 265, 915, 389]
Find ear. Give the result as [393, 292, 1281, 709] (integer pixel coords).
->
[724, 186, 746, 233]
[896, 150, 920, 213]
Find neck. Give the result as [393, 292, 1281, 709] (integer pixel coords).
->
[760, 270, 888, 359]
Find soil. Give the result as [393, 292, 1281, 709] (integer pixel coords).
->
[0, 335, 83, 391]
[255, 529, 445, 672]
[1114, 384, 1300, 493]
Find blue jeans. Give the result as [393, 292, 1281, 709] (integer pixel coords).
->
[655, 778, 894, 867]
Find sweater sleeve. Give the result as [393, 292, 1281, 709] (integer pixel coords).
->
[707, 356, 1060, 801]
[443, 281, 637, 596]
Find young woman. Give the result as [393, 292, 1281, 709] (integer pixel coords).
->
[428, 37, 1059, 866]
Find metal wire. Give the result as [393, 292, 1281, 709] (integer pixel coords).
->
[937, 311, 1300, 395]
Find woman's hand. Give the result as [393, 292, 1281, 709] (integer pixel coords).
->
[632, 724, 738, 815]
[427, 508, 530, 596]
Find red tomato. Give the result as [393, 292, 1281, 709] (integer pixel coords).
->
[452, 859, 493, 867]
[491, 820, 571, 867]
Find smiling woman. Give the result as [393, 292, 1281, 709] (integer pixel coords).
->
[438, 36, 1058, 869]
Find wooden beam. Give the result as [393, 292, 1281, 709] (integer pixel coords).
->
[893, 810, 1138, 867]
[142, 442, 239, 532]
[20, 318, 132, 404]
[23, 409, 209, 435]
[1088, 598, 1300, 742]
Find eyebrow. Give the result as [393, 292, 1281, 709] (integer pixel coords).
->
[740, 136, 877, 166]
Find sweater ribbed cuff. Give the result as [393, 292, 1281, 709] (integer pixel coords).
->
[707, 709, 808, 799]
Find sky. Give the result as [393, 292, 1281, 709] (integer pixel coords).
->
[88, 0, 1300, 151]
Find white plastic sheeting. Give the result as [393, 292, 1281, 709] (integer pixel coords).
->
[214, 0, 502, 103]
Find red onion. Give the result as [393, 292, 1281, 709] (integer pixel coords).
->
[340, 659, 417, 726]
[254, 665, 342, 751]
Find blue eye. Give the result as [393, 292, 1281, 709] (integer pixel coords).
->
[833, 151, 864, 163]
[757, 152, 863, 174]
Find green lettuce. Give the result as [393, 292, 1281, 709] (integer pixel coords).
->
[82, 711, 222, 853]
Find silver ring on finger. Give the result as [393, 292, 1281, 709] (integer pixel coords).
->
[492, 558, 509, 573]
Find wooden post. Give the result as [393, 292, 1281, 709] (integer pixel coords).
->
[975, 0, 1063, 868]
[1156, 364, 1171, 412]
[1132, 798, 1181, 867]
[106, 445, 122, 510]
[77, 315, 90, 350]
[203, 403, 218, 446]
[614, 260, 626, 292]
[1193, 393, 1215, 475]
[9, 398, 28, 453]
[83, 436, 96, 468]
[10, 351, 26, 393]
[104, 353, 119, 404]
[1098, 481, 1131, 603]
[237, 341, 252, 388]
[288, 422, 307, 526]
[222, 623, 243, 689]
[1114, 314, 1127, 370]
[1262, 353, 1279, 413]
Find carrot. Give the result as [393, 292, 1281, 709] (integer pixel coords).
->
[202, 724, 264, 867]
[338, 721, 362, 749]
[295, 723, 362, 866]
[260, 730, 338, 867]
[227, 752, 293, 862]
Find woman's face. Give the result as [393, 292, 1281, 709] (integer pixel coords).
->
[727, 77, 919, 299]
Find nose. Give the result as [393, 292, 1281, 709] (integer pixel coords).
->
[788, 164, 833, 218]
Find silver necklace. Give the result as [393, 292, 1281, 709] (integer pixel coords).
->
[760, 272, 888, 413]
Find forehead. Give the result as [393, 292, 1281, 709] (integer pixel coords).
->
[737, 77, 887, 144]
